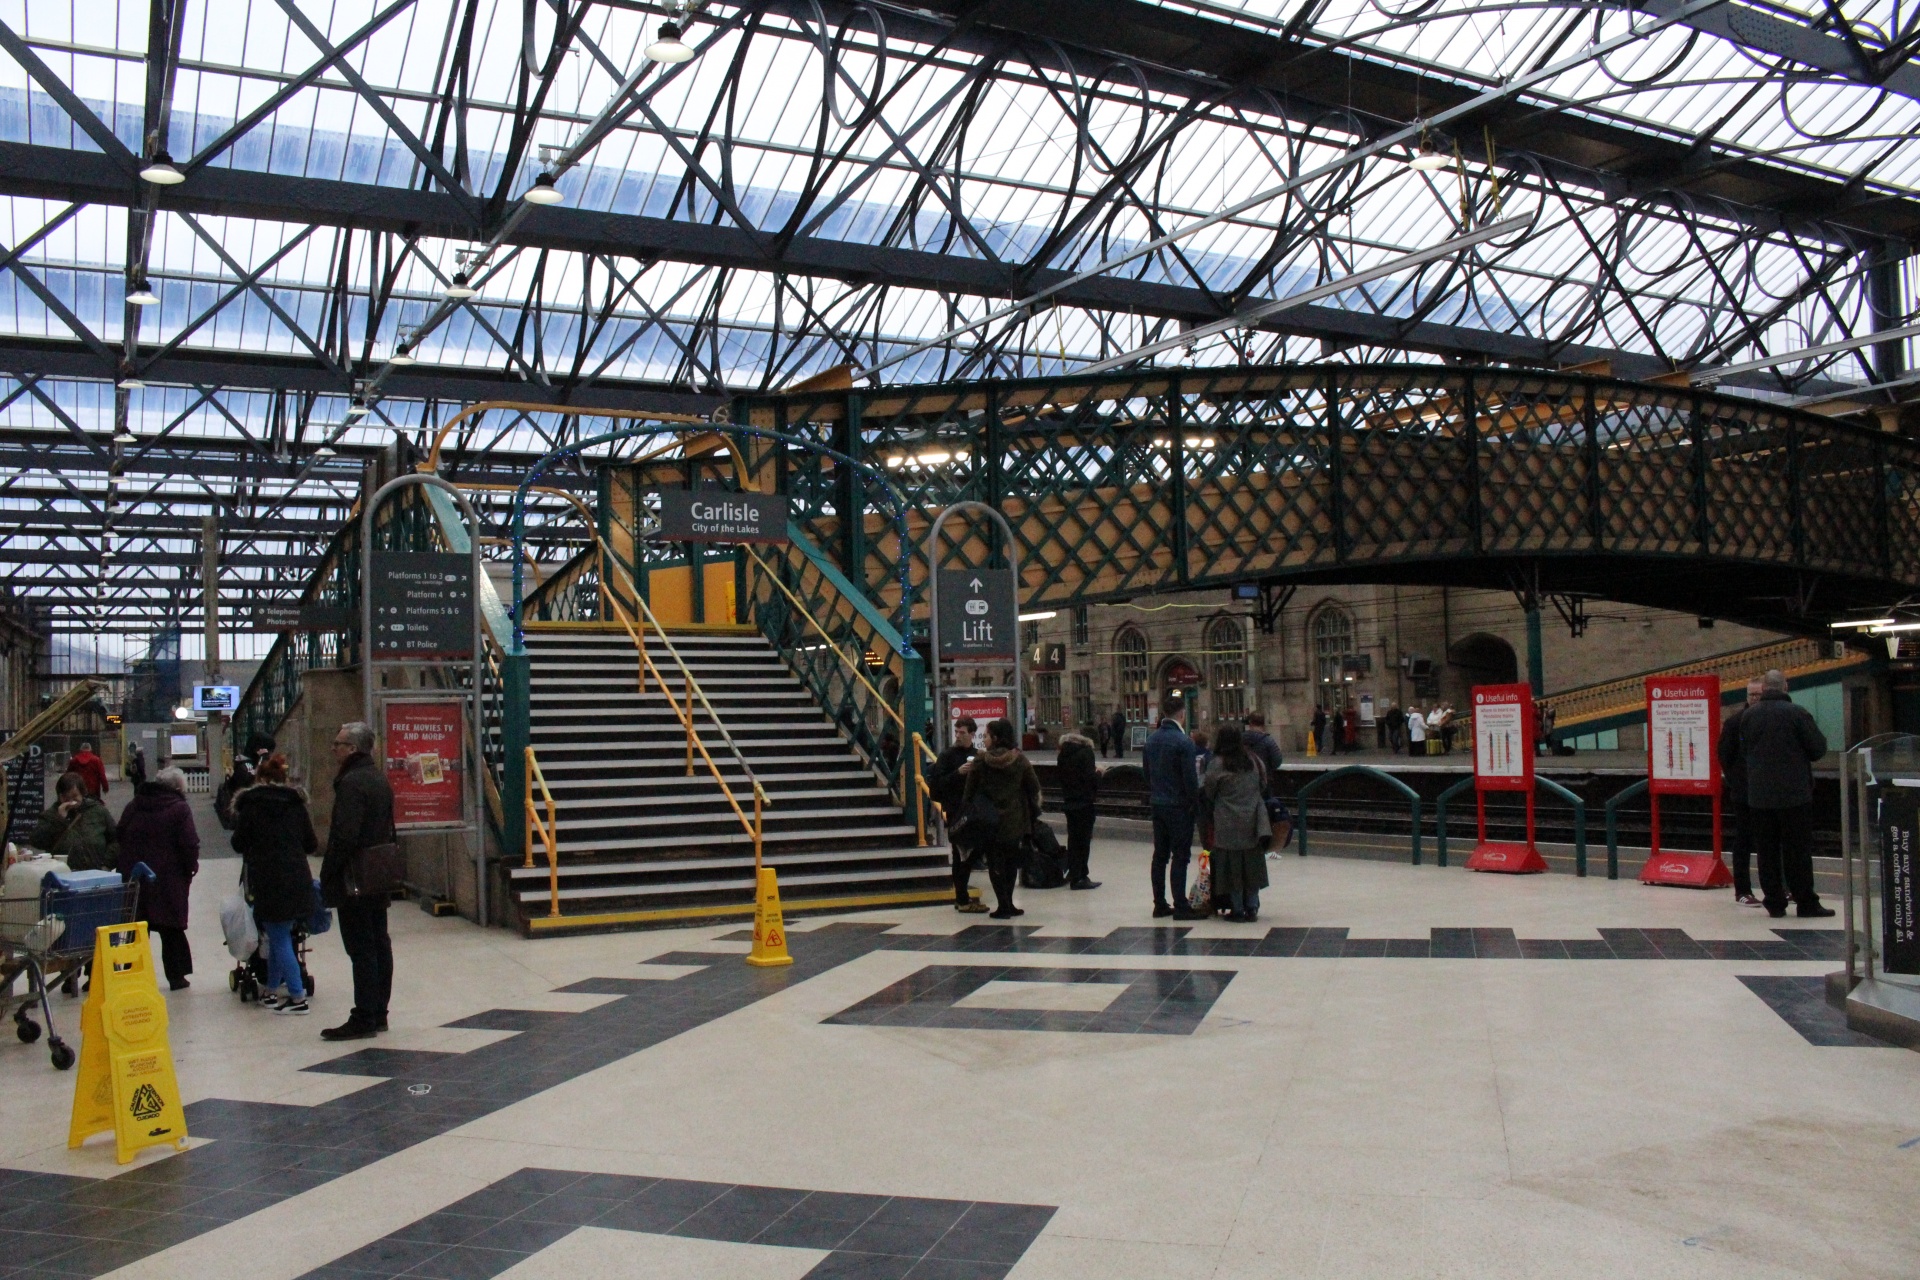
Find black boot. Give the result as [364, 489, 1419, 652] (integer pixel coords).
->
[321, 1013, 379, 1042]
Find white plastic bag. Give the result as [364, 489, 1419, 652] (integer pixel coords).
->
[220, 893, 259, 962]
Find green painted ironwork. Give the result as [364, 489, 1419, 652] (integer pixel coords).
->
[1433, 775, 1475, 868]
[1604, 778, 1649, 882]
[726, 364, 1920, 633]
[1293, 765, 1423, 864]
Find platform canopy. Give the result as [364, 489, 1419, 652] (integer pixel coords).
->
[0, 0, 1917, 630]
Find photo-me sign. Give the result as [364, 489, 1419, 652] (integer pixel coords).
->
[935, 569, 1017, 661]
[369, 552, 473, 661]
[245, 602, 353, 634]
[656, 490, 788, 543]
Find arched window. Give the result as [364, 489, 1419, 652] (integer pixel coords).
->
[1116, 627, 1150, 722]
[1206, 616, 1246, 722]
[1311, 605, 1355, 707]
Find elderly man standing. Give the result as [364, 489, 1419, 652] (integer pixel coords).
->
[320, 721, 397, 1041]
[1739, 670, 1833, 919]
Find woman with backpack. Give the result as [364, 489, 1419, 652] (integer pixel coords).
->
[960, 719, 1041, 919]
[1202, 723, 1271, 923]
[230, 753, 319, 1015]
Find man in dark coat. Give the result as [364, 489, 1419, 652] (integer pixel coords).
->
[1108, 708, 1129, 760]
[1056, 730, 1101, 890]
[1717, 678, 1765, 906]
[929, 717, 987, 913]
[1739, 670, 1832, 918]
[116, 767, 199, 989]
[1142, 698, 1202, 918]
[320, 721, 396, 1040]
[1310, 706, 1328, 755]
[68, 741, 109, 799]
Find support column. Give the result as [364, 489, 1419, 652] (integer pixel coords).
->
[1526, 606, 1544, 698]
[201, 513, 224, 775]
[1868, 251, 1907, 391]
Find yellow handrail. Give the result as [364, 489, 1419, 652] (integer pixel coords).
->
[742, 544, 903, 730]
[524, 745, 560, 918]
[910, 732, 939, 848]
[589, 536, 770, 866]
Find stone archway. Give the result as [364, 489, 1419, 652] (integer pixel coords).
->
[1448, 632, 1519, 692]
[1158, 655, 1204, 730]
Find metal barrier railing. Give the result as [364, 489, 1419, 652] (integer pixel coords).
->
[524, 745, 560, 918]
[1293, 766, 1423, 863]
[1602, 779, 1648, 882]
[910, 732, 938, 847]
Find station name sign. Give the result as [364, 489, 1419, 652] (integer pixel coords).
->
[656, 490, 788, 544]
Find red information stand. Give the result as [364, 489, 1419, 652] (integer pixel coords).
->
[1636, 675, 1732, 888]
[1465, 683, 1549, 874]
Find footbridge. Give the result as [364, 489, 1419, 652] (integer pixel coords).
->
[715, 364, 1920, 633]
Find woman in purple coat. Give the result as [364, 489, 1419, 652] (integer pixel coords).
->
[117, 766, 201, 990]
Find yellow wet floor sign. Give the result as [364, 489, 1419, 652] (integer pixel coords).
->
[746, 866, 793, 967]
[68, 922, 189, 1164]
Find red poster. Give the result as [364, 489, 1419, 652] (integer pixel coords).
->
[1638, 675, 1729, 887]
[1645, 676, 1720, 796]
[1466, 683, 1546, 874]
[946, 694, 1011, 745]
[1470, 683, 1535, 793]
[383, 700, 467, 828]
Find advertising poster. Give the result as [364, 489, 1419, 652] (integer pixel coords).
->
[1472, 684, 1532, 789]
[383, 700, 466, 829]
[945, 692, 1012, 747]
[1883, 782, 1920, 975]
[1647, 676, 1720, 794]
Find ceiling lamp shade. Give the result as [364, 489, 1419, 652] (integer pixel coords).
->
[126, 277, 159, 306]
[445, 273, 476, 299]
[117, 376, 146, 390]
[315, 443, 338, 457]
[646, 20, 694, 63]
[111, 426, 136, 443]
[139, 151, 185, 184]
[1407, 146, 1449, 172]
[523, 172, 565, 205]
[389, 343, 417, 366]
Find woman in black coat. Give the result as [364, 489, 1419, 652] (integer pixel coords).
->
[230, 754, 318, 1014]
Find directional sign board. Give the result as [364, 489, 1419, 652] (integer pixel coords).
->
[369, 552, 473, 661]
[935, 568, 1017, 662]
[245, 602, 354, 634]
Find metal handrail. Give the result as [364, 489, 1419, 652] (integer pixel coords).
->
[588, 536, 769, 864]
[910, 732, 938, 847]
[742, 543, 903, 729]
[524, 746, 560, 918]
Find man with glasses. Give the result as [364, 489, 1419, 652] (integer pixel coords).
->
[319, 722, 397, 1041]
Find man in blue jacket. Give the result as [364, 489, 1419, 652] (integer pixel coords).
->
[1142, 698, 1203, 918]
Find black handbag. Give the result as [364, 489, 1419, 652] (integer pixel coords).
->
[344, 842, 404, 900]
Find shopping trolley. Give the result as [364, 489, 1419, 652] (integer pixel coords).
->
[1, 868, 146, 1069]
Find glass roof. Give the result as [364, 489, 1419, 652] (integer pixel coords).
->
[0, 0, 1913, 628]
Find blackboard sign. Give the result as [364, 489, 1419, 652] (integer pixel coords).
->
[656, 490, 787, 543]
[935, 568, 1017, 662]
[1883, 781, 1920, 975]
[369, 552, 473, 660]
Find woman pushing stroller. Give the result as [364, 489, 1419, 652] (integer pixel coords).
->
[230, 754, 318, 1015]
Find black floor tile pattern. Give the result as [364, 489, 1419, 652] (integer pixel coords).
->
[0, 922, 912, 1279]
[1738, 976, 1893, 1047]
[0, 918, 1855, 1278]
[825, 965, 1235, 1035]
[294, 1168, 1054, 1280]
[745, 923, 1847, 962]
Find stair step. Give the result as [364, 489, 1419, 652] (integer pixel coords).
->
[508, 846, 944, 882]
[557, 803, 905, 833]
[514, 863, 949, 904]
[548, 824, 920, 855]
[553, 787, 889, 810]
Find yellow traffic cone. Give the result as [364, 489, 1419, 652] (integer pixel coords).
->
[746, 866, 793, 967]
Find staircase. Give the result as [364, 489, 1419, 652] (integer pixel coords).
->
[507, 625, 954, 935]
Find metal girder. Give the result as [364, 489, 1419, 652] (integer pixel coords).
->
[1626, 0, 1920, 101]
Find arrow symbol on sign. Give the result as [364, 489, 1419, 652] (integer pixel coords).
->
[969, 577, 983, 591]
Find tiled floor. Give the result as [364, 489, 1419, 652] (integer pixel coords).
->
[1, 834, 1916, 1279]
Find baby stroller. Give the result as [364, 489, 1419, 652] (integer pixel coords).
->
[221, 872, 327, 1003]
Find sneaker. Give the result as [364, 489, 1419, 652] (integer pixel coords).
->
[274, 1000, 311, 1016]
[956, 901, 990, 914]
[259, 995, 286, 1012]
[1735, 893, 1763, 907]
